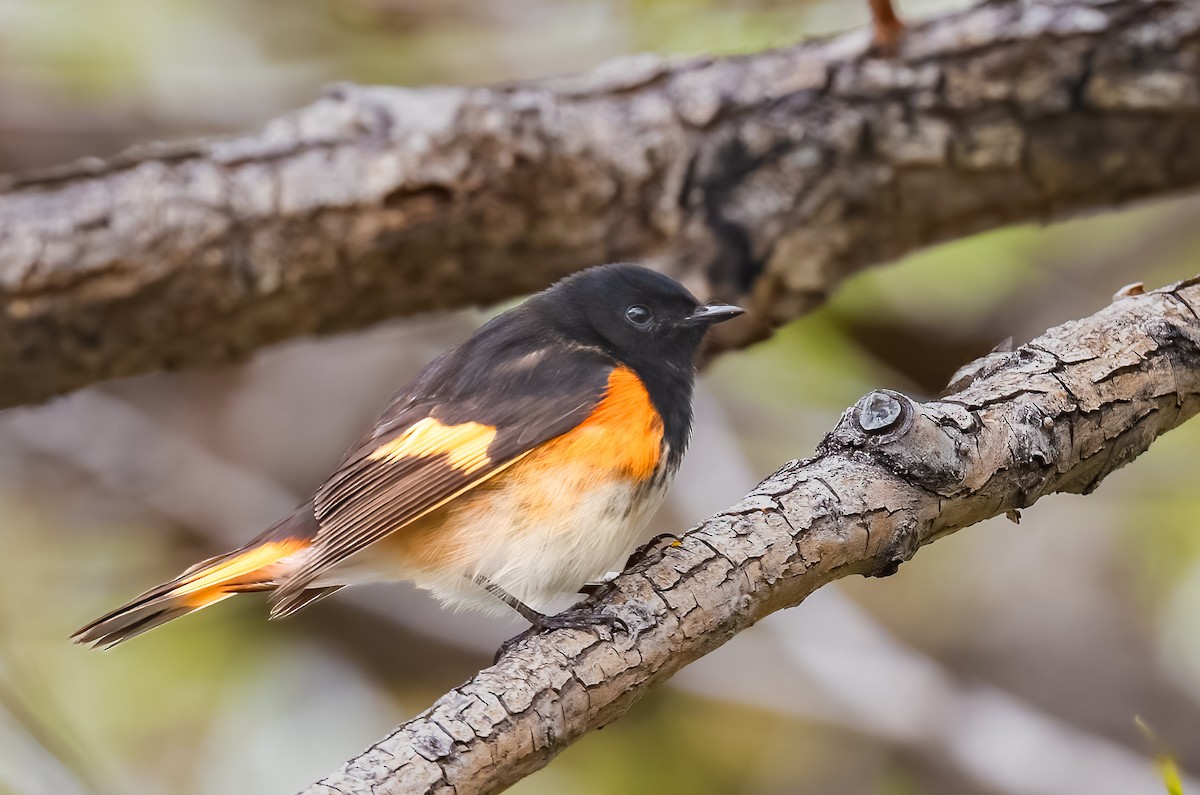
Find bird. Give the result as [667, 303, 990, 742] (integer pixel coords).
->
[72, 263, 744, 651]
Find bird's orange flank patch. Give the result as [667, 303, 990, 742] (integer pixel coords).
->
[369, 418, 496, 474]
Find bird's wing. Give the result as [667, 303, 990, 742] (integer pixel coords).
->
[268, 342, 614, 616]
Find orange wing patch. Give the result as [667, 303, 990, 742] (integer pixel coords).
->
[544, 366, 663, 480]
[369, 417, 496, 474]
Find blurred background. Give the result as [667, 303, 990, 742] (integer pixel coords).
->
[1, 0, 1199, 793]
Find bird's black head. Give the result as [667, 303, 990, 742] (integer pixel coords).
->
[531, 263, 743, 376]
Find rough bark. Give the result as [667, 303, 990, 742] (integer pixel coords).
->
[301, 276, 1200, 795]
[2, 0, 1199, 408]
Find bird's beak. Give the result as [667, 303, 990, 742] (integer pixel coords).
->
[685, 302, 745, 326]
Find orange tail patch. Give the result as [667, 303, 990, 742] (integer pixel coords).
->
[72, 539, 308, 650]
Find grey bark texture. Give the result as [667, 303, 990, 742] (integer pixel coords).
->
[302, 278, 1200, 795]
[2, 0, 1199, 408]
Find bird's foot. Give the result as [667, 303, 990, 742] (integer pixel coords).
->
[578, 534, 681, 597]
[577, 534, 682, 598]
[494, 609, 630, 663]
[624, 532, 683, 570]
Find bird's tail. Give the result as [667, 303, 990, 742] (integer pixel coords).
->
[72, 505, 323, 649]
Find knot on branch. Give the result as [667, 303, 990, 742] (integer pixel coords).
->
[855, 389, 911, 435]
[821, 389, 970, 494]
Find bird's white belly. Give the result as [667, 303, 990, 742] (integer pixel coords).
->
[317, 460, 670, 615]
[417, 474, 667, 614]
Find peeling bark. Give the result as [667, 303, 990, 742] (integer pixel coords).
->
[301, 276, 1200, 795]
[2, 0, 1199, 407]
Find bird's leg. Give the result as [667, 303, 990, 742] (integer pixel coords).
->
[477, 576, 629, 663]
[868, 0, 905, 53]
[478, 576, 543, 623]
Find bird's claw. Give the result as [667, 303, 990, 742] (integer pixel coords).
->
[494, 609, 630, 663]
[577, 534, 682, 599]
[624, 532, 683, 570]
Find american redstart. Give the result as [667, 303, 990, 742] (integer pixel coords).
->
[73, 264, 743, 649]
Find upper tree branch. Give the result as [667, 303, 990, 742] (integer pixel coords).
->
[302, 276, 1200, 795]
[2, 0, 1199, 408]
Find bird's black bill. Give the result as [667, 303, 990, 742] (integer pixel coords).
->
[685, 302, 745, 326]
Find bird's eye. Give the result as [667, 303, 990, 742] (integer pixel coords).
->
[625, 304, 653, 328]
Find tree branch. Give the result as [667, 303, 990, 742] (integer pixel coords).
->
[2, 0, 1198, 407]
[301, 276, 1200, 795]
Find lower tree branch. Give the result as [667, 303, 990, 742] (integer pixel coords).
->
[302, 276, 1200, 795]
[1, 0, 1199, 407]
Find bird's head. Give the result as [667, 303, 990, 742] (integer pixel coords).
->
[534, 263, 743, 372]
